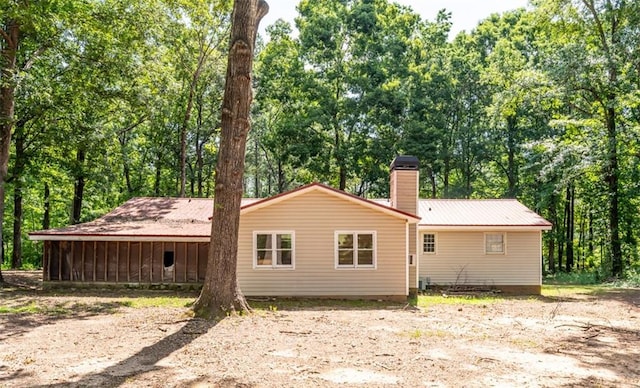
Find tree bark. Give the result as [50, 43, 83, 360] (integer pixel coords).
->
[180, 38, 213, 197]
[192, 0, 268, 320]
[505, 115, 518, 198]
[0, 19, 20, 282]
[547, 196, 557, 273]
[11, 124, 25, 269]
[43, 182, 50, 230]
[71, 149, 86, 224]
[565, 183, 575, 272]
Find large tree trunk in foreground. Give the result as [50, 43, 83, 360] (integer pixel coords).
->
[193, 0, 268, 319]
[0, 19, 20, 282]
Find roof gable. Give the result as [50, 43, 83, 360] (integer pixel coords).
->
[240, 183, 420, 222]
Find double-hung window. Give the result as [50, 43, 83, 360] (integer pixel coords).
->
[423, 233, 436, 254]
[254, 232, 294, 268]
[335, 231, 376, 269]
[485, 233, 505, 254]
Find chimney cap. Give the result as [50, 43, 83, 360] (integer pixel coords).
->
[391, 155, 419, 171]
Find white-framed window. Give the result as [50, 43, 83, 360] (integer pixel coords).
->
[485, 233, 506, 254]
[253, 231, 295, 269]
[335, 231, 376, 269]
[423, 233, 436, 254]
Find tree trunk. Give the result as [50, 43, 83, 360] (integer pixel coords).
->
[43, 182, 50, 230]
[565, 184, 574, 272]
[558, 194, 565, 271]
[547, 196, 557, 273]
[506, 116, 518, 198]
[192, 0, 268, 320]
[180, 39, 212, 198]
[71, 149, 86, 224]
[277, 159, 285, 193]
[606, 104, 622, 276]
[195, 102, 205, 197]
[154, 152, 162, 196]
[10, 124, 25, 269]
[0, 19, 20, 282]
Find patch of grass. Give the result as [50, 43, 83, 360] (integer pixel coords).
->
[612, 268, 640, 288]
[541, 284, 608, 298]
[0, 301, 124, 316]
[0, 302, 42, 314]
[416, 293, 501, 308]
[119, 296, 194, 308]
[400, 328, 449, 339]
[249, 298, 396, 311]
[544, 271, 601, 285]
[509, 338, 538, 349]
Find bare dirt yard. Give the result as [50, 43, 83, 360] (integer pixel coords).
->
[1, 271, 639, 387]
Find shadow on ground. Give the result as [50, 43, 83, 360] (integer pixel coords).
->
[33, 317, 218, 387]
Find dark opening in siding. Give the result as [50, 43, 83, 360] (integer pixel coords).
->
[163, 251, 175, 268]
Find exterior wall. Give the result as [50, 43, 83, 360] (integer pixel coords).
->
[418, 230, 542, 290]
[238, 190, 409, 297]
[43, 240, 208, 284]
[390, 169, 419, 290]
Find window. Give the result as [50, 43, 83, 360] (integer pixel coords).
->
[485, 233, 505, 254]
[423, 233, 436, 254]
[254, 232, 294, 268]
[335, 232, 376, 269]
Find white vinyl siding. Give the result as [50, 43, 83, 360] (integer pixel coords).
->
[419, 231, 541, 286]
[238, 190, 407, 297]
[253, 231, 294, 269]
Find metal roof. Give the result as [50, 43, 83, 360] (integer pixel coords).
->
[29, 197, 255, 240]
[29, 184, 421, 241]
[418, 199, 552, 229]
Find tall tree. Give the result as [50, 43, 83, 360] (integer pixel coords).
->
[537, 0, 640, 276]
[193, 0, 268, 319]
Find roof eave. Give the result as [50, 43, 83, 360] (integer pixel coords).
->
[28, 234, 211, 242]
[418, 224, 552, 231]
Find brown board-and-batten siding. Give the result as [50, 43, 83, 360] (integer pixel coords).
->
[43, 240, 208, 286]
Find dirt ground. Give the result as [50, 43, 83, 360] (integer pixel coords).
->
[0, 271, 639, 387]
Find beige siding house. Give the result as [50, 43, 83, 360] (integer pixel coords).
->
[29, 156, 551, 297]
[237, 184, 419, 299]
[416, 199, 551, 294]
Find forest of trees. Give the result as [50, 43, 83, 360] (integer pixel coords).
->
[1, 0, 639, 281]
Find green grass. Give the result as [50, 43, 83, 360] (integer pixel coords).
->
[415, 293, 501, 307]
[541, 284, 609, 298]
[0, 302, 43, 314]
[544, 271, 601, 285]
[118, 296, 194, 308]
[400, 328, 450, 339]
[249, 298, 396, 311]
[0, 295, 195, 316]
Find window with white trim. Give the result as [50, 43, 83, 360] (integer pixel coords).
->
[254, 232, 294, 268]
[335, 231, 376, 268]
[423, 233, 436, 254]
[485, 233, 505, 254]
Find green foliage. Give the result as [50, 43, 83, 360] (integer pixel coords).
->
[416, 293, 501, 307]
[544, 271, 602, 285]
[2, 0, 640, 283]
